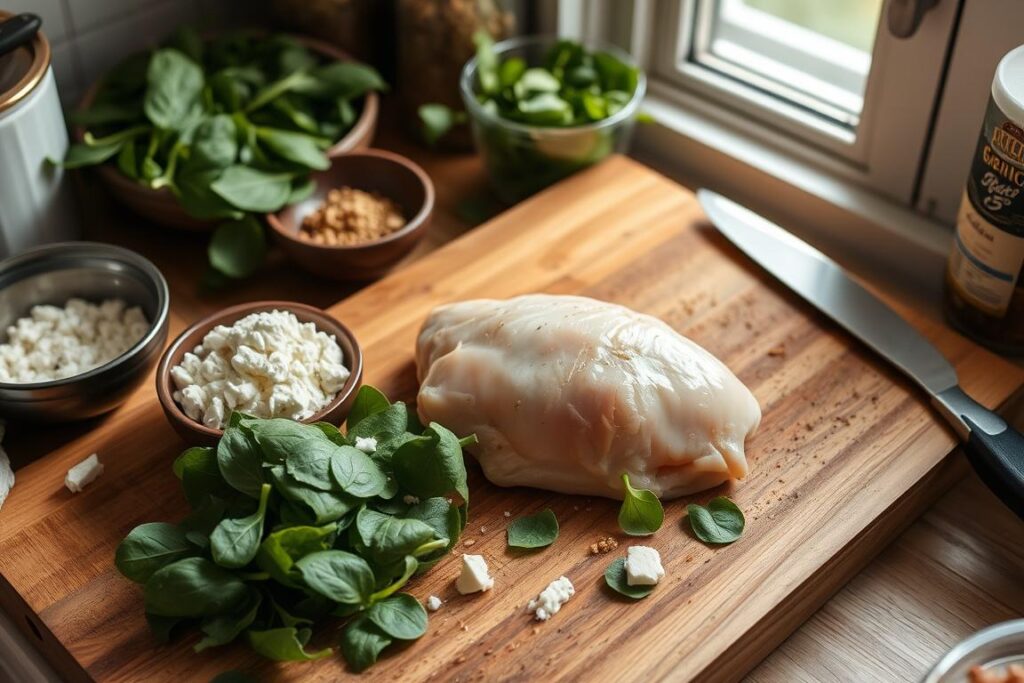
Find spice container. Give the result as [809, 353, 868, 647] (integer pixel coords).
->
[945, 44, 1024, 352]
[0, 12, 79, 257]
[396, 0, 515, 148]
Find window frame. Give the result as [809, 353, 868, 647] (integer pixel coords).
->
[643, 0, 961, 202]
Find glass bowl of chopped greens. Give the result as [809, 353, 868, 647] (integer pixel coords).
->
[460, 35, 646, 203]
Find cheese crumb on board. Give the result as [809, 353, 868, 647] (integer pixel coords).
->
[354, 436, 377, 453]
[170, 310, 349, 430]
[0, 422, 13, 512]
[426, 595, 443, 611]
[526, 576, 574, 621]
[65, 454, 104, 493]
[455, 554, 494, 594]
[403, 494, 421, 505]
[625, 546, 665, 586]
[0, 298, 148, 383]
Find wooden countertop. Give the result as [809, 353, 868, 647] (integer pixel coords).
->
[4, 112, 1022, 681]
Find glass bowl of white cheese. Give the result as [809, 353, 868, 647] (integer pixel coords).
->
[0, 242, 169, 421]
[155, 301, 364, 444]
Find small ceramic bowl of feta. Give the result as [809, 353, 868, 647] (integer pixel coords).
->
[155, 301, 363, 444]
[0, 242, 170, 421]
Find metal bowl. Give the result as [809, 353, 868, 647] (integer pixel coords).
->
[0, 242, 169, 421]
[922, 620, 1024, 682]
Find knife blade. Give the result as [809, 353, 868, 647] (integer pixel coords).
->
[698, 189, 1024, 519]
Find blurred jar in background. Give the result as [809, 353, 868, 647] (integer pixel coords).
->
[397, 0, 515, 149]
[270, 0, 375, 63]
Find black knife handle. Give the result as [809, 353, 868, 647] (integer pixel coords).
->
[0, 13, 41, 58]
[964, 417, 1024, 519]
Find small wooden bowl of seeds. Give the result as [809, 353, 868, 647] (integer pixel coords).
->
[267, 149, 434, 281]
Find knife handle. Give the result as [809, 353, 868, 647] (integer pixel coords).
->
[934, 386, 1024, 519]
[963, 418, 1024, 519]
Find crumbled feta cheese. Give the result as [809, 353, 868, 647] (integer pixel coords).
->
[170, 310, 350, 429]
[625, 546, 665, 586]
[65, 454, 104, 493]
[425, 595, 443, 611]
[0, 422, 13, 512]
[354, 436, 378, 453]
[526, 576, 574, 621]
[455, 554, 494, 594]
[402, 494, 420, 505]
[503, 511, 511, 517]
[0, 298, 148, 383]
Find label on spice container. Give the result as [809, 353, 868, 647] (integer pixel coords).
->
[948, 95, 1024, 316]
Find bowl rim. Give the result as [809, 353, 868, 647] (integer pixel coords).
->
[0, 241, 170, 390]
[459, 34, 647, 136]
[155, 300, 363, 440]
[265, 148, 435, 252]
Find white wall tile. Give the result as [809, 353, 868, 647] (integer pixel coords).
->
[74, 0, 199, 88]
[5, 0, 70, 43]
[64, 0, 163, 36]
[49, 41, 82, 106]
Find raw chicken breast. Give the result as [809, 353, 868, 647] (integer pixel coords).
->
[415, 294, 761, 500]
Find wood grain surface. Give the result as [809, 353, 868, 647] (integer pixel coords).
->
[0, 156, 1021, 683]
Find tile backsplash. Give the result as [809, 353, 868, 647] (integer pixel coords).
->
[4, 0, 247, 107]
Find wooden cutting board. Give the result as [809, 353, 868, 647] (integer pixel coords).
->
[1, 156, 1021, 683]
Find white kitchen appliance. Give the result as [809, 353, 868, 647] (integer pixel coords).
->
[0, 11, 79, 258]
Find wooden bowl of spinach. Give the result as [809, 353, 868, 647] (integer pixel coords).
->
[66, 27, 385, 231]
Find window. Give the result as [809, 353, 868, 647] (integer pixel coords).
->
[691, 0, 882, 129]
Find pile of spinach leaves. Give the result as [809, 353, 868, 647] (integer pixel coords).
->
[63, 27, 385, 280]
[115, 386, 475, 672]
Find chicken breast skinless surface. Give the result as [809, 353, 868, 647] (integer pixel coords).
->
[415, 294, 761, 500]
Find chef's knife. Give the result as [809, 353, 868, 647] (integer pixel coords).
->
[698, 189, 1024, 519]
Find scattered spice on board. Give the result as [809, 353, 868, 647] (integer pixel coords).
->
[300, 187, 406, 245]
[589, 536, 619, 555]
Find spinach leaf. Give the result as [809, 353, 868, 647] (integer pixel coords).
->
[473, 31, 499, 95]
[618, 473, 664, 536]
[287, 177, 316, 204]
[194, 591, 261, 652]
[686, 496, 744, 544]
[189, 114, 237, 170]
[312, 421, 347, 446]
[247, 418, 328, 464]
[391, 423, 469, 503]
[367, 555, 417, 602]
[330, 446, 387, 498]
[210, 484, 271, 569]
[346, 385, 391, 430]
[116, 523, 198, 583]
[341, 616, 392, 672]
[269, 466, 356, 524]
[208, 216, 266, 279]
[217, 423, 265, 498]
[144, 49, 204, 131]
[248, 627, 332, 661]
[285, 439, 344, 491]
[256, 127, 329, 170]
[256, 525, 335, 587]
[418, 104, 466, 146]
[367, 593, 427, 640]
[346, 401, 409, 441]
[144, 557, 249, 618]
[59, 141, 124, 168]
[507, 508, 559, 549]
[354, 508, 439, 564]
[295, 550, 374, 605]
[174, 446, 234, 508]
[295, 62, 386, 99]
[180, 495, 228, 548]
[604, 557, 655, 599]
[174, 168, 244, 221]
[210, 166, 293, 212]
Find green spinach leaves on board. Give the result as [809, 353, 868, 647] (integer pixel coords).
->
[506, 508, 559, 549]
[114, 386, 474, 671]
[686, 496, 745, 545]
[60, 27, 386, 281]
[618, 473, 664, 536]
[603, 557, 655, 600]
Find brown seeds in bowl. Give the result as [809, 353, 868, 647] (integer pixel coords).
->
[300, 186, 406, 246]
